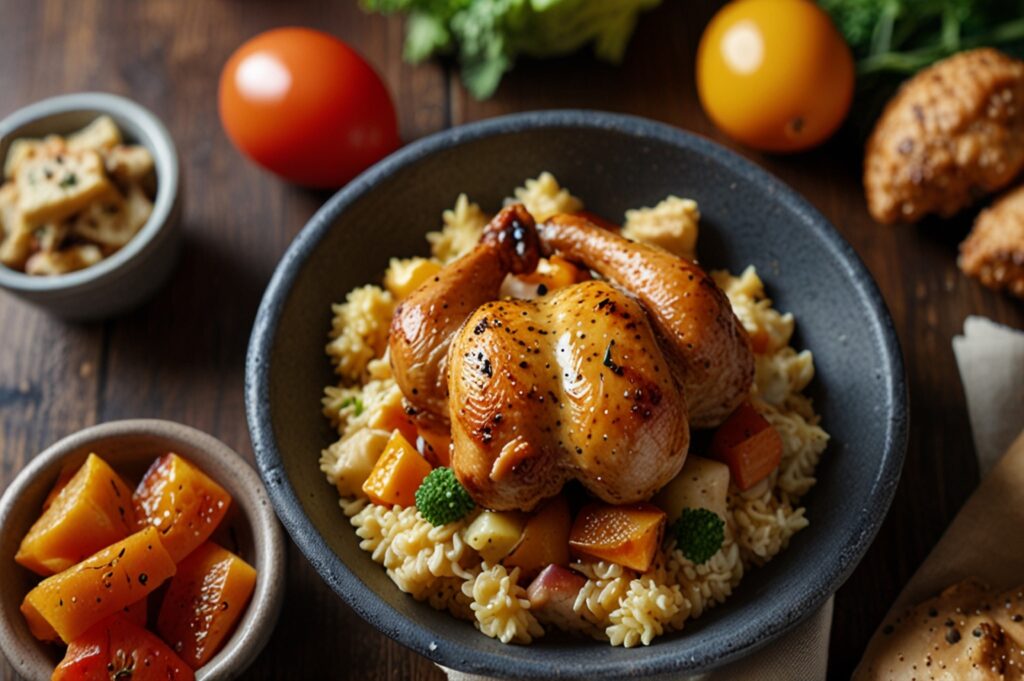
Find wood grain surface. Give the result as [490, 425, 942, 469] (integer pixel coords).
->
[0, 0, 1021, 679]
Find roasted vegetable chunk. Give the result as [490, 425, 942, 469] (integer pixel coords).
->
[53, 614, 194, 681]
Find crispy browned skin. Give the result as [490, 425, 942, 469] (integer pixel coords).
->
[960, 185, 1024, 298]
[449, 279, 689, 511]
[389, 204, 540, 418]
[537, 214, 753, 428]
[855, 579, 1024, 681]
[864, 48, 1024, 224]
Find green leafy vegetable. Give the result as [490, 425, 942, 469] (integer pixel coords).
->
[415, 467, 476, 526]
[362, 0, 662, 99]
[669, 507, 725, 565]
[819, 0, 1024, 76]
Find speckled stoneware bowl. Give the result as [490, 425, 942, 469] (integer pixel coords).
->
[0, 93, 181, 320]
[0, 420, 285, 681]
[246, 110, 908, 679]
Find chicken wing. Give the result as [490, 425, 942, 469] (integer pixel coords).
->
[537, 213, 753, 428]
[389, 204, 540, 418]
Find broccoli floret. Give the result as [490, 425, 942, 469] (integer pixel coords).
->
[415, 467, 476, 526]
[670, 508, 725, 565]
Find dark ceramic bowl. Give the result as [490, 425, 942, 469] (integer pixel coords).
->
[246, 111, 908, 679]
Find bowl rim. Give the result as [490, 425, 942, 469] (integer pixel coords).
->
[245, 109, 908, 678]
[0, 92, 180, 292]
[0, 419, 285, 681]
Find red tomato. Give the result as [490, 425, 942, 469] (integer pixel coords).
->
[53, 614, 194, 681]
[219, 27, 400, 188]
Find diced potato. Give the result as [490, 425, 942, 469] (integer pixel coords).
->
[15, 149, 114, 226]
[157, 542, 257, 668]
[361, 431, 433, 507]
[568, 502, 666, 573]
[133, 453, 232, 563]
[652, 455, 731, 525]
[323, 428, 392, 497]
[21, 525, 176, 642]
[503, 496, 571, 581]
[24, 244, 103, 276]
[16, 453, 137, 576]
[66, 115, 122, 153]
[465, 511, 525, 564]
[104, 144, 154, 185]
[52, 614, 193, 681]
[70, 182, 153, 248]
[384, 257, 442, 299]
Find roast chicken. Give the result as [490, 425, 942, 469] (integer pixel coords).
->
[538, 213, 754, 428]
[389, 204, 541, 418]
[389, 204, 753, 511]
[449, 278, 690, 510]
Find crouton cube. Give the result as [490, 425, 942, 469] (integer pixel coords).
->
[25, 244, 103, 276]
[15, 150, 114, 226]
[71, 183, 152, 248]
[4, 135, 65, 180]
[67, 116, 122, 153]
[0, 183, 32, 269]
[104, 144, 154, 185]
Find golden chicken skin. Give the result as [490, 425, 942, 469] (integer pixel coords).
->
[538, 213, 754, 428]
[448, 279, 690, 511]
[864, 48, 1024, 224]
[389, 204, 540, 419]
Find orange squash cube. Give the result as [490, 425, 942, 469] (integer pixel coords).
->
[16, 453, 137, 576]
[568, 502, 666, 572]
[502, 495, 572, 581]
[22, 525, 176, 643]
[361, 431, 433, 507]
[20, 598, 58, 642]
[157, 542, 257, 668]
[710, 402, 783, 490]
[53, 614, 194, 681]
[368, 400, 419, 446]
[133, 453, 231, 562]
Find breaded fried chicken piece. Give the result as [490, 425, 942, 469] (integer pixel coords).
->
[864, 48, 1024, 224]
[960, 184, 1024, 298]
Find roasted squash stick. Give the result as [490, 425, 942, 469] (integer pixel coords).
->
[21, 525, 176, 642]
[16, 453, 137, 576]
[157, 542, 257, 668]
[134, 453, 232, 563]
[53, 614, 194, 681]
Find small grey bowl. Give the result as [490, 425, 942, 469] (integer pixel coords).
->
[0, 420, 285, 681]
[0, 93, 181, 320]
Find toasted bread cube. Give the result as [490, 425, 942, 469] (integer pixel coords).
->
[104, 144, 154, 185]
[33, 222, 70, 253]
[16, 149, 114, 226]
[0, 183, 33, 269]
[3, 135, 65, 179]
[67, 115, 122, 153]
[25, 244, 103, 276]
[71, 183, 152, 248]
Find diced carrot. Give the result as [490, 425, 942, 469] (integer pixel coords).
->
[22, 525, 176, 643]
[568, 502, 666, 572]
[133, 453, 231, 563]
[368, 400, 419, 446]
[710, 402, 783, 490]
[502, 496, 572, 582]
[361, 431, 433, 507]
[53, 614, 194, 681]
[157, 542, 257, 668]
[16, 453, 137, 576]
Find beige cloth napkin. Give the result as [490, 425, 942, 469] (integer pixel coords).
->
[852, 317, 1024, 671]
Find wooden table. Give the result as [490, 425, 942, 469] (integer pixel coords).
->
[1, 0, 1021, 678]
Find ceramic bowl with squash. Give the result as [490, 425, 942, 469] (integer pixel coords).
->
[0, 419, 286, 681]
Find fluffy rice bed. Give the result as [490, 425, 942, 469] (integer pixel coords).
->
[318, 173, 829, 647]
